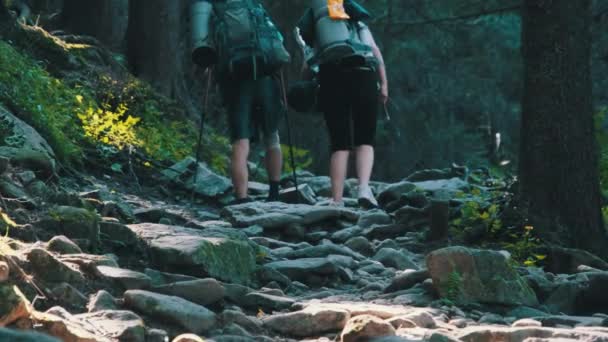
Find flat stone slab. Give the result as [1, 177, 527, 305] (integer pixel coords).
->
[127, 223, 257, 285]
[95, 266, 152, 290]
[220, 202, 359, 229]
[124, 290, 216, 335]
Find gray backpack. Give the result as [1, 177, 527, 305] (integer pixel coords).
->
[212, 0, 291, 79]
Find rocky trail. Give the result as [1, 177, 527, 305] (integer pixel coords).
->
[1, 152, 608, 342]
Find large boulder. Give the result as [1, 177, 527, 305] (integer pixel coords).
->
[426, 246, 538, 306]
[0, 105, 56, 175]
[544, 271, 608, 315]
[127, 223, 257, 285]
[221, 201, 358, 229]
[162, 157, 231, 198]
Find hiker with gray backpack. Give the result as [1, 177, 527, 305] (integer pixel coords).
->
[296, 0, 389, 208]
[191, 0, 291, 203]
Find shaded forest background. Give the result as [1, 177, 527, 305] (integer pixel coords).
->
[14, 0, 608, 182]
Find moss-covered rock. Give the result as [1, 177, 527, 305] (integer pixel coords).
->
[127, 223, 257, 285]
[426, 246, 539, 307]
[38, 206, 100, 249]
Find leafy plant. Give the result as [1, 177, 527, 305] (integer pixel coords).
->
[281, 144, 313, 173]
[78, 101, 142, 150]
[445, 271, 462, 302]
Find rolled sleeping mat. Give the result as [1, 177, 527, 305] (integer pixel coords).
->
[311, 0, 355, 63]
[191, 0, 218, 68]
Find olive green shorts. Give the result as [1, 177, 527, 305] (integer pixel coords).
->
[219, 76, 282, 147]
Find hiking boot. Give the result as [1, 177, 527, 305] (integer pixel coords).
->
[357, 185, 378, 209]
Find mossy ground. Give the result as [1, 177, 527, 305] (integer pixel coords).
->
[0, 32, 230, 173]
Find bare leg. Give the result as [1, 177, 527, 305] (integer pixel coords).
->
[356, 145, 375, 188]
[265, 145, 283, 182]
[231, 139, 250, 199]
[330, 150, 350, 203]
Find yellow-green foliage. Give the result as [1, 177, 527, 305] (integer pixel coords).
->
[78, 101, 142, 150]
[0, 40, 86, 163]
[281, 144, 313, 173]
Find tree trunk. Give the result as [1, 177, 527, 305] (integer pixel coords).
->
[61, 0, 128, 51]
[126, 0, 195, 111]
[519, 0, 608, 256]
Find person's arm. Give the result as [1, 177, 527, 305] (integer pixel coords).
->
[359, 26, 388, 104]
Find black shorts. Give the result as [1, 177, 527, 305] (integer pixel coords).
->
[219, 75, 282, 143]
[318, 65, 379, 152]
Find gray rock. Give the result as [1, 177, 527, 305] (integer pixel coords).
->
[50, 283, 87, 309]
[0, 261, 7, 283]
[507, 306, 550, 320]
[331, 226, 365, 245]
[302, 176, 334, 197]
[0, 180, 28, 199]
[163, 157, 232, 197]
[541, 246, 608, 274]
[153, 278, 225, 306]
[87, 290, 118, 312]
[96, 266, 152, 290]
[479, 312, 506, 325]
[282, 243, 365, 261]
[265, 258, 340, 282]
[413, 178, 469, 197]
[99, 220, 138, 246]
[46, 235, 82, 254]
[221, 201, 358, 229]
[426, 246, 538, 306]
[220, 310, 263, 334]
[37, 206, 100, 248]
[365, 224, 412, 240]
[263, 307, 350, 337]
[144, 268, 199, 287]
[255, 266, 292, 288]
[124, 290, 216, 334]
[128, 223, 257, 285]
[0, 105, 56, 175]
[279, 184, 317, 205]
[26, 248, 85, 284]
[345, 236, 374, 257]
[358, 209, 392, 228]
[0, 328, 59, 342]
[341, 315, 396, 342]
[373, 248, 418, 270]
[243, 292, 295, 311]
[378, 181, 417, 206]
[385, 269, 430, 293]
[73, 310, 145, 342]
[544, 272, 608, 315]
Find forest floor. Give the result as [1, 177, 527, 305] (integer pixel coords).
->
[1, 155, 608, 342]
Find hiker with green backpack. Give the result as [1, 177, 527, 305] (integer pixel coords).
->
[296, 0, 388, 208]
[191, 0, 291, 203]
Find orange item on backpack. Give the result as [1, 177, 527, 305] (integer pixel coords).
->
[328, 0, 350, 20]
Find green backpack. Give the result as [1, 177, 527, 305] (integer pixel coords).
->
[212, 0, 291, 79]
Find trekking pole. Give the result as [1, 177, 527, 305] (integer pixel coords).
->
[280, 69, 300, 201]
[191, 68, 213, 202]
